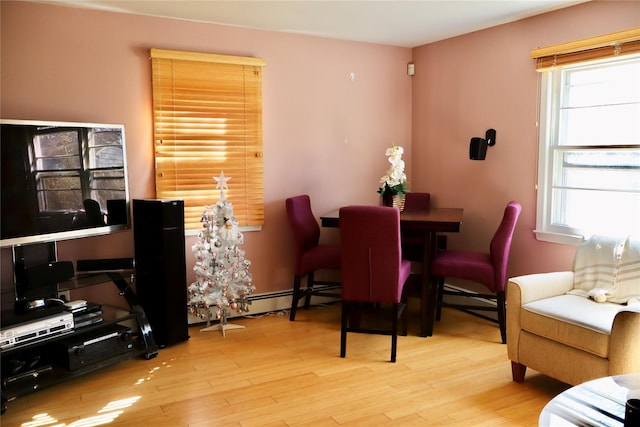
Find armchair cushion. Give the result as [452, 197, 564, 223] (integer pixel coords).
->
[522, 294, 628, 358]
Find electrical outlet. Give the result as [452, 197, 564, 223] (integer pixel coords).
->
[58, 290, 70, 302]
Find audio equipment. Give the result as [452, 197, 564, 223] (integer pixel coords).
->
[0, 311, 74, 349]
[50, 324, 133, 371]
[23, 261, 74, 287]
[469, 128, 496, 160]
[469, 137, 488, 160]
[66, 302, 103, 329]
[13, 242, 71, 300]
[133, 199, 189, 347]
[76, 258, 134, 273]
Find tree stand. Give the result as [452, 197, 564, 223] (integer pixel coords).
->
[200, 307, 246, 337]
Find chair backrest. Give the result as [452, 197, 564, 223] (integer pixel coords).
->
[339, 206, 404, 304]
[403, 192, 431, 212]
[489, 201, 522, 291]
[286, 195, 321, 274]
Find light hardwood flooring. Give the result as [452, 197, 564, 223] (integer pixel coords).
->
[1, 301, 570, 426]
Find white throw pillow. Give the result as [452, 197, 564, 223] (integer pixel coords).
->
[607, 237, 640, 304]
[571, 235, 626, 293]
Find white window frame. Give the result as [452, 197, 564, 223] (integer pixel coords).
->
[535, 55, 640, 245]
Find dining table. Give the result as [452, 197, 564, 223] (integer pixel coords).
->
[320, 206, 464, 337]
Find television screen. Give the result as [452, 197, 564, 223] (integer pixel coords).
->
[1, 119, 130, 247]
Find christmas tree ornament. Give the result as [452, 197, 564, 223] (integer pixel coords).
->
[187, 171, 255, 336]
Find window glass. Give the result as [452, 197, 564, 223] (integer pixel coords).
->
[536, 55, 640, 243]
[30, 127, 125, 214]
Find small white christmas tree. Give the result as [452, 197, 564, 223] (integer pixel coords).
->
[187, 171, 255, 335]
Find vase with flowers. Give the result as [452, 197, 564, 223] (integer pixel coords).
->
[377, 145, 409, 211]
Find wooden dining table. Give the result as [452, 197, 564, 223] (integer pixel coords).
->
[320, 206, 464, 337]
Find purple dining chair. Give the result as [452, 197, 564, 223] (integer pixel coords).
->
[403, 192, 432, 212]
[401, 192, 447, 261]
[429, 201, 522, 344]
[285, 195, 341, 321]
[339, 206, 413, 362]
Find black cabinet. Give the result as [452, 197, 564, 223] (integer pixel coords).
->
[133, 199, 189, 347]
[1, 271, 158, 413]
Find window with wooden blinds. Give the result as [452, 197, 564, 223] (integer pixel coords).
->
[150, 48, 265, 230]
[531, 28, 640, 71]
[531, 30, 640, 244]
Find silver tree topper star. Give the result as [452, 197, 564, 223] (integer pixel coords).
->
[214, 171, 231, 191]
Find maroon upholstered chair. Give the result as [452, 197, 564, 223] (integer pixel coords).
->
[286, 195, 341, 321]
[403, 192, 431, 212]
[339, 206, 412, 362]
[401, 192, 447, 261]
[429, 201, 522, 344]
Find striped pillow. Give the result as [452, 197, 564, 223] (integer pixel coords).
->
[572, 235, 625, 291]
[608, 237, 640, 304]
[568, 235, 635, 304]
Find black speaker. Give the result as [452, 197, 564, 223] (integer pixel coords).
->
[13, 242, 63, 300]
[106, 199, 128, 225]
[133, 199, 189, 346]
[469, 137, 488, 160]
[76, 258, 134, 272]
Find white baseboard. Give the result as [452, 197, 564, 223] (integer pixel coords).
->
[188, 290, 340, 325]
[188, 283, 495, 325]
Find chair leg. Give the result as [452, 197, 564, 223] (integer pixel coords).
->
[391, 302, 398, 363]
[340, 301, 349, 358]
[304, 272, 314, 309]
[511, 361, 527, 383]
[435, 277, 445, 321]
[497, 291, 507, 344]
[436, 235, 448, 251]
[289, 275, 302, 321]
[401, 299, 408, 337]
[342, 301, 404, 362]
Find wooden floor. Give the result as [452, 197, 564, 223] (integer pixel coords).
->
[2, 302, 570, 426]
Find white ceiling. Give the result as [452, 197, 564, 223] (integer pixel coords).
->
[35, 0, 589, 48]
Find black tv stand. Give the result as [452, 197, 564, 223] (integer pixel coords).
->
[1, 269, 158, 414]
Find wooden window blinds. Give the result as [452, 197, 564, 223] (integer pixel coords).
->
[150, 48, 266, 230]
[531, 28, 640, 71]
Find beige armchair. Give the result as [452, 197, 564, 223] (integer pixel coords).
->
[506, 236, 640, 386]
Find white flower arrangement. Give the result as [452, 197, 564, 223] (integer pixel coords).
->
[378, 145, 409, 197]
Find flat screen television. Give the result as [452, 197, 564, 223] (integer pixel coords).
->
[1, 119, 130, 248]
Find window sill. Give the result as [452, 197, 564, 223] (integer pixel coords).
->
[534, 230, 584, 246]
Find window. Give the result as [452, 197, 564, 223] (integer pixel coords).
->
[150, 48, 265, 231]
[31, 126, 125, 213]
[533, 30, 640, 244]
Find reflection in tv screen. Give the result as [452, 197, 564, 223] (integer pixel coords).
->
[1, 119, 130, 247]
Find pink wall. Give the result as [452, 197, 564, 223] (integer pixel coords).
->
[1, 1, 638, 301]
[0, 1, 412, 295]
[411, 0, 640, 276]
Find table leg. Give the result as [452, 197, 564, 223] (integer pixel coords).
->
[420, 231, 437, 337]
